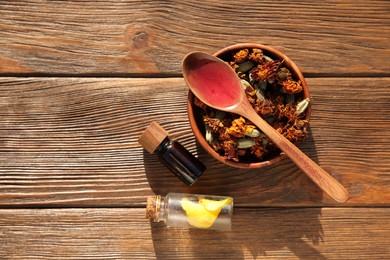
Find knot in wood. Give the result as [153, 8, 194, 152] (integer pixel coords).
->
[133, 32, 149, 49]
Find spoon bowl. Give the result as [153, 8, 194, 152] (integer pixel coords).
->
[183, 48, 349, 203]
[183, 52, 244, 110]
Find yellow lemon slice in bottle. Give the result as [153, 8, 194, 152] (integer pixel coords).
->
[181, 197, 232, 229]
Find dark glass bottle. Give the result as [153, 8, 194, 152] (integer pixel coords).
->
[138, 121, 206, 186]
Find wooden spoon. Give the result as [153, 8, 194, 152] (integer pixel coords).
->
[182, 51, 349, 203]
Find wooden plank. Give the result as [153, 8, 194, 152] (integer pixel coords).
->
[0, 77, 389, 207]
[0, 1, 389, 75]
[0, 207, 388, 259]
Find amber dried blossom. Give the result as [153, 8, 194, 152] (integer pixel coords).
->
[250, 60, 281, 82]
[281, 79, 303, 94]
[233, 49, 249, 63]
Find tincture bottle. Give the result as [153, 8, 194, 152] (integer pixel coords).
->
[146, 193, 233, 231]
[138, 122, 206, 186]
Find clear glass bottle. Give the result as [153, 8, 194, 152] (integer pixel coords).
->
[138, 122, 206, 186]
[146, 193, 233, 231]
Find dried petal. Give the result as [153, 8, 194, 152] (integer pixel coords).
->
[205, 125, 213, 143]
[241, 79, 252, 90]
[244, 126, 261, 138]
[296, 98, 310, 115]
[264, 55, 274, 62]
[255, 89, 265, 101]
[237, 139, 256, 149]
[237, 60, 256, 73]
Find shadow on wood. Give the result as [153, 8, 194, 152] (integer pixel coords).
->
[149, 207, 325, 259]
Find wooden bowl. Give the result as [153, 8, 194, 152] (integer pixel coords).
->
[187, 43, 311, 169]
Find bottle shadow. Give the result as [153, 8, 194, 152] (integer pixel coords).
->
[146, 127, 326, 258]
[227, 207, 325, 259]
[149, 206, 325, 259]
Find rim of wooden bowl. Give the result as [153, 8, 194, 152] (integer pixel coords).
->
[187, 43, 311, 169]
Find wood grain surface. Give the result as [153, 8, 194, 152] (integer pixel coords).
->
[0, 77, 389, 207]
[1, 0, 389, 259]
[0, 208, 389, 259]
[0, 1, 389, 75]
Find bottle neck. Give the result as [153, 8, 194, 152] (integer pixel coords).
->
[155, 137, 171, 154]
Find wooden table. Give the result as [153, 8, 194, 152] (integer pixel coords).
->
[1, 1, 389, 259]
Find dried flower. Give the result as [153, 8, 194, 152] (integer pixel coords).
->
[248, 48, 264, 64]
[225, 117, 247, 138]
[251, 142, 267, 159]
[196, 47, 309, 163]
[281, 79, 303, 94]
[233, 49, 249, 63]
[250, 60, 281, 82]
[203, 115, 224, 132]
[276, 103, 296, 121]
[221, 140, 238, 161]
[255, 99, 275, 116]
[277, 68, 291, 81]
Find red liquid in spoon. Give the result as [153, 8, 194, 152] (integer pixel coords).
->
[184, 56, 242, 109]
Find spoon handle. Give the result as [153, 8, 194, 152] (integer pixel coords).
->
[240, 104, 349, 203]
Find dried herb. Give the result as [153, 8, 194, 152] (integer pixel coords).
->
[194, 48, 309, 163]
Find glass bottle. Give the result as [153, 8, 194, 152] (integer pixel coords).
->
[138, 121, 206, 186]
[146, 193, 233, 231]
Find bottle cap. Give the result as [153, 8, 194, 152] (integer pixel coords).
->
[146, 195, 160, 222]
[138, 122, 169, 154]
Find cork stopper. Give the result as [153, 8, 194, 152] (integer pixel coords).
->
[146, 195, 160, 222]
[138, 122, 169, 154]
